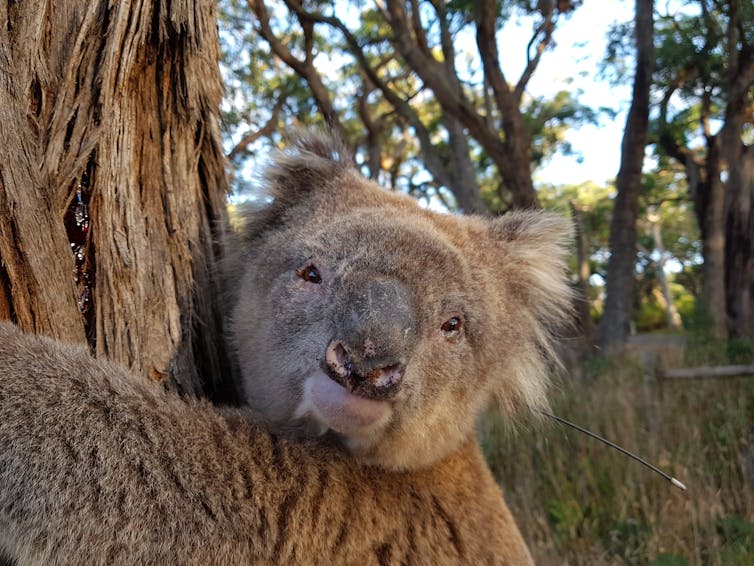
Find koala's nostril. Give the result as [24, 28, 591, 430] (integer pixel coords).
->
[365, 364, 403, 390]
[325, 341, 354, 382]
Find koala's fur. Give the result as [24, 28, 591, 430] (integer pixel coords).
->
[0, 323, 532, 564]
[0, 131, 572, 564]
[229, 131, 572, 471]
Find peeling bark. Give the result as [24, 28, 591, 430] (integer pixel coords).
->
[0, 1, 235, 399]
[0, 262, 13, 322]
[0, 1, 86, 342]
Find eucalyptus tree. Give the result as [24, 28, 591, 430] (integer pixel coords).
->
[652, 0, 753, 338]
[220, 0, 591, 213]
[0, 1, 235, 398]
[597, 0, 654, 353]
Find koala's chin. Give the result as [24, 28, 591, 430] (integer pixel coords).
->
[293, 370, 393, 441]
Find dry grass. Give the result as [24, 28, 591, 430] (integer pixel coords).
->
[483, 345, 754, 565]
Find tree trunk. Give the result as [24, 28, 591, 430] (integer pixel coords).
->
[657, 115, 727, 337]
[721, 0, 754, 338]
[0, 1, 236, 400]
[441, 116, 486, 213]
[380, 0, 539, 210]
[597, 0, 654, 354]
[474, 0, 539, 209]
[569, 202, 595, 347]
[648, 210, 682, 330]
[723, 144, 754, 338]
[698, 138, 729, 338]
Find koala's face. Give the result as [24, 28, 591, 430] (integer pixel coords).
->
[229, 134, 571, 471]
[233, 208, 497, 469]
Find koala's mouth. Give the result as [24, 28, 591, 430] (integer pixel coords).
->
[296, 371, 392, 437]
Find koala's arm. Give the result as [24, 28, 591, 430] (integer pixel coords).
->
[0, 322, 532, 565]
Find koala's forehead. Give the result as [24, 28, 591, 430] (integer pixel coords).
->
[302, 210, 468, 277]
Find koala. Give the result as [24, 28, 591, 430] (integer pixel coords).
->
[0, 132, 572, 564]
[229, 131, 572, 471]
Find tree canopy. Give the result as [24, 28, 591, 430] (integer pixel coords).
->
[217, 0, 753, 344]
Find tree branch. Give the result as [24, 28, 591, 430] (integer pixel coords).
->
[250, 0, 345, 135]
[285, 0, 457, 191]
[382, 0, 510, 170]
[227, 96, 285, 161]
[516, 9, 557, 99]
[474, 0, 513, 111]
[408, 0, 432, 58]
[248, 0, 306, 76]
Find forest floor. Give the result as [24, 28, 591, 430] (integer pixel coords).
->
[483, 330, 754, 565]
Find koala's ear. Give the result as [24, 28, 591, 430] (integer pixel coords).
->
[486, 210, 574, 412]
[237, 129, 354, 245]
[488, 209, 573, 328]
[264, 129, 354, 207]
[489, 209, 571, 250]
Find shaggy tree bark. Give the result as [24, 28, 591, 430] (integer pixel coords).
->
[597, 0, 654, 353]
[0, 0, 236, 400]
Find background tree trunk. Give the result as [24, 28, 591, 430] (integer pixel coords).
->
[723, 143, 754, 338]
[699, 140, 728, 338]
[569, 202, 595, 347]
[0, 0, 236, 400]
[657, 126, 727, 338]
[647, 208, 682, 330]
[722, 0, 754, 338]
[597, 0, 654, 354]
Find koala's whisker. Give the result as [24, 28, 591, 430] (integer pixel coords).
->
[541, 410, 687, 491]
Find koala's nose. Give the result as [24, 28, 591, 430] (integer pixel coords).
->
[323, 278, 414, 399]
[324, 340, 404, 400]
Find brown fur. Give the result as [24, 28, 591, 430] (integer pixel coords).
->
[0, 131, 572, 564]
[0, 322, 531, 564]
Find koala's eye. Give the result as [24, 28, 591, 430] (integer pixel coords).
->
[441, 316, 464, 337]
[296, 263, 322, 284]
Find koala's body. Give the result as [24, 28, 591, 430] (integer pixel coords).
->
[0, 323, 531, 565]
[0, 132, 572, 564]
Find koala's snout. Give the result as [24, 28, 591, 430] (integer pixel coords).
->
[324, 340, 403, 400]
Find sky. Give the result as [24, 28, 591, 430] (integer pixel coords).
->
[501, 0, 636, 187]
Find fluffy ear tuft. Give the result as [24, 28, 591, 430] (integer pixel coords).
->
[235, 130, 354, 245]
[488, 210, 574, 414]
[264, 129, 354, 207]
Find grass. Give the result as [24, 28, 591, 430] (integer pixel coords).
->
[482, 342, 754, 565]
